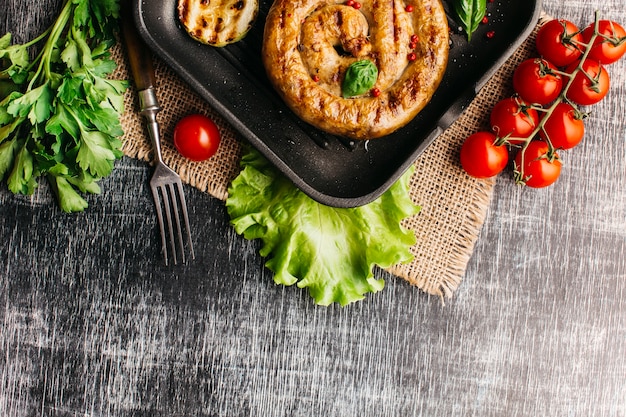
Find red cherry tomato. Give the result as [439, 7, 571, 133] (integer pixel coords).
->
[173, 114, 221, 161]
[514, 141, 562, 188]
[581, 20, 626, 65]
[460, 131, 509, 179]
[565, 59, 610, 106]
[490, 97, 539, 144]
[513, 58, 563, 105]
[535, 19, 583, 67]
[539, 103, 585, 150]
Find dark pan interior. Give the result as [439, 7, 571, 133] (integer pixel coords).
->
[133, 0, 542, 207]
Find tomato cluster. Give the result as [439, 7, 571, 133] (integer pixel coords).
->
[460, 15, 626, 188]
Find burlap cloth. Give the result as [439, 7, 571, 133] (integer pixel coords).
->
[113, 20, 544, 298]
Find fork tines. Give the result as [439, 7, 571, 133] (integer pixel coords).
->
[150, 172, 194, 266]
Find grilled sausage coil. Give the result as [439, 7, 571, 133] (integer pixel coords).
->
[262, 0, 449, 139]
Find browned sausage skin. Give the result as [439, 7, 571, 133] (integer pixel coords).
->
[262, 0, 449, 140]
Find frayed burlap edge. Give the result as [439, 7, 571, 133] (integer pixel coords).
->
[112, 15, 547, 298]
[388, 14, 550, 298]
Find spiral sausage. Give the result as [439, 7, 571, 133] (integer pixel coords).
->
[262, 0, 449, 140]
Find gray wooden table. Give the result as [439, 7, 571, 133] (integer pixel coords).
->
[1, 1, 625, 416]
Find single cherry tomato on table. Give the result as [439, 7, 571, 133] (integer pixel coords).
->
[535, 19, 583, 67]
[514, 140, 562, 188]
[539, 103, 585, 150]
[565, 59, 610, 106]
[460, 131, 509, 179]
[173, 114, 221, 161]
[513, 58, 563, 105]
[490, 97, 540, 144]
[581, 20, 626, 65]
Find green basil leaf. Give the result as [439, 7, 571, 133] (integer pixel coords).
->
[453, 0, 487, 41]
[342, 60, 378, 98]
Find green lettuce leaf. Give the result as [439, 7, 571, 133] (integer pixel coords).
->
[226, 147, 420, 306]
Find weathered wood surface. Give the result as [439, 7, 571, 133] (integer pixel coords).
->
[1, 1, 625, 416]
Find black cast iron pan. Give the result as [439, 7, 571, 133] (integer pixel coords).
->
[131, 0, 542, 207]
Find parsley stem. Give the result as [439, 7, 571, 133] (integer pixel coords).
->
[27, 0, 73, 91]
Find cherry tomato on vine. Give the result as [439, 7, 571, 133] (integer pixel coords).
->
[535, 19, 583, 67]
[460, 131, 509, 179]
[539, 103, 585, 150]
[513, 58, 563, 105]
[565, 59, 610, 106]
[490, 97, 539, 144]
[173, 114, 221, 161]
[514, 141, 562, 188]
[581, 20, 626, 65]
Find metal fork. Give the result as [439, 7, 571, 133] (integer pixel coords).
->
[122, 5, 194, 265]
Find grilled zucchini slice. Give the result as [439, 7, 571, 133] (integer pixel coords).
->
[178, 0, 259, 47]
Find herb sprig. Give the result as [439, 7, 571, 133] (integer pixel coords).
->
[0, 0, 127, 212]
[453, 0, 487, 41]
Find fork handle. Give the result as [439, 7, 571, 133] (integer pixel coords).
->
[121, 2, 164, 164]
[121, 2, 156, 91]
[137, 89, 164, 165]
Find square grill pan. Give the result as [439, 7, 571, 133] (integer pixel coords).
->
[132, 0, 542, 207]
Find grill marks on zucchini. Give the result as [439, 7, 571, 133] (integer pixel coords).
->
[177, 0, 259, 47]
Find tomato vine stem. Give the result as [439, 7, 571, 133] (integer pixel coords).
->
[508, 11, 603, 184]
